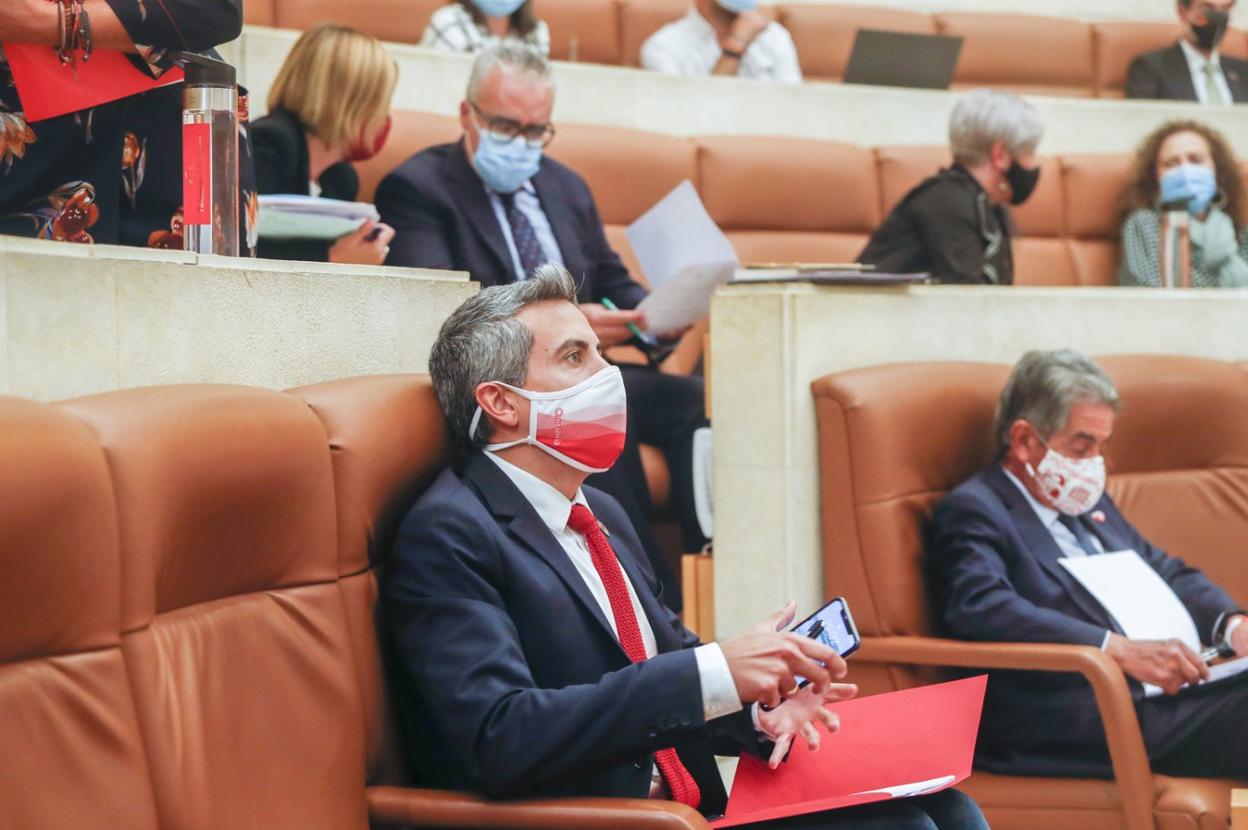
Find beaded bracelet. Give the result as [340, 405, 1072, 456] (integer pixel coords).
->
[53, 0, 92, 68]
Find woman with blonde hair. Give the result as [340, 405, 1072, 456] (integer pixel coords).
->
[420, 1, 550, 55]
[252, 23, 399, 263]
[1118, 119, 1248, 288]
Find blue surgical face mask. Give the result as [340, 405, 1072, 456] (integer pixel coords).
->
[1160, 163, 1218, 215]
[472, 128, 542, 194]
[472, 0, 525, 17]
[716, 0, 758, 12]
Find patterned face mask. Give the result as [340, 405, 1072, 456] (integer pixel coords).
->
[1026, 438, 1106, 517]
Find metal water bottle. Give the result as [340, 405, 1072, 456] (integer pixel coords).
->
[1159, 200, 1192, 289]
[176, 52, 239, 256]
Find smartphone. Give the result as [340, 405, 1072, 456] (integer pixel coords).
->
[791, 596, 860, 687]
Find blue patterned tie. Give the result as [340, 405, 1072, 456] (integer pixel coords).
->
[499, 192, 546, 280]
[1057, 514, 1101, 556]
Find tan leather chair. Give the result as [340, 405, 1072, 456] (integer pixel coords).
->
[1091, 21, 1181, 99]
[355, 111, 460, 204]
[538, 0, 623, 64]
[273, 0, 443, 44]
[811, 355, 1248, 830]
[699, 134, 879, 264]
[245, 0, 276, 26]
[776, 3, 934, 82]
[1061, 153, 1133, 287]
[937, 12, 1096, 97]
[619, 0, 690, 67]
[1010, 154, 1075, 286]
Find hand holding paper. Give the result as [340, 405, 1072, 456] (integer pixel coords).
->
[758, 682, 859, 768]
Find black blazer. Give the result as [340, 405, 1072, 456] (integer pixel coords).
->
[856, 165, 1014, 285]
[1125, 42, 1248, 103]
[375, 141, 648, 309]
[250, 107, 361, 262]
[384, 453, 765, 813]
[926, 464, 1241, 775]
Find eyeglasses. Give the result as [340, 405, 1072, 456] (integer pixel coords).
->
[470, 102, 556, 148]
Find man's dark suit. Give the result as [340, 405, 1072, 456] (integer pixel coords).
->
[376, 141, 710, 610]
[927, 465, 1248, 778]
[1125, 43, 1248, 103]
[384, 452, 762, 811]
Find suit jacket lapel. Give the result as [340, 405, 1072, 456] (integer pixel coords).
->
[532, 165, 589, 298]
[983, 466, 1116, 628]
[1166, 43, 1201, 101]
[608, 522, 685, 654]
[447, 142, 518, 285]
[463, 454, 626, 656]
[1224, 61, 1248, 102]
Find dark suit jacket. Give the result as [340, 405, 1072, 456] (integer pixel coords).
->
[384, 453, 764, 813]
[1125, 42, 1248, 103]
[926, 464, 1239, 775]
[375, 141, 648, 309]
[250, 107, 361, 262]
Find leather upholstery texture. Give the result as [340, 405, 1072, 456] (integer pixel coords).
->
[811, 355, 1248, 830]
[0, 376, 707, 828]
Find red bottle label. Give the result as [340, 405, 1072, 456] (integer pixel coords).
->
[183, 122, 212, 225]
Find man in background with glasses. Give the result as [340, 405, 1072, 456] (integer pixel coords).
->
[377, 43, 709, 611]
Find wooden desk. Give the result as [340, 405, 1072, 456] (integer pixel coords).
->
[1232, 790, 1248, 830]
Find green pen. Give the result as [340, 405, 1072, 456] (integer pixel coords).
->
[600, 297, 658, 345]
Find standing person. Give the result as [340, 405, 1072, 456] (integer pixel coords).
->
[641, 0, 802, 83]
[420, 0, 550, 56]
[377, 44, 708, 611]
[857, 89, 1044, 285]
[0, 0, 257, 254]
[387, 261, 991, 830]
[251, 24, 397, 264]
[1118, 120, 1248, 287]
[1125, 0, 1248, 104]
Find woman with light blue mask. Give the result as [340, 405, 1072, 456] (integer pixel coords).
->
[1118, 120, 1248, 288]
[420, 0, 550, 56]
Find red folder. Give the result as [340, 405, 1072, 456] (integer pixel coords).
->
[3, 43, 183, 122]
[714, 675, 987, 828]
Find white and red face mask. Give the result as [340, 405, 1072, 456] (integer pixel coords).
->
[1026, 439, 1106, 517]
[468, 365, 628, 474]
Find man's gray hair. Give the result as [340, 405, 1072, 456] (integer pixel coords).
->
[995, 350, 1121, 454]
[949, 89, 1045, 166]
[466, 41, 555, 104]
[430, 263, 579, 452]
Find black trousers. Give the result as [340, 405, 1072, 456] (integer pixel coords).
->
[741, 789, 989, 830]
[587, 364, 708, 613]
[1141, 667, 1248, 778]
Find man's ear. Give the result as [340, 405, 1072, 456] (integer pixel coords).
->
[1007, 419, 1038, 466]
[475, 382, 521, 432]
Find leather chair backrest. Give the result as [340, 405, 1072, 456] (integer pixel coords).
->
[812, 355, 1248, 645]
[698, 134, 880, 265]
[61, 386, 371, 830]
[356, 111, 461, 204]
[1060, 152, 1132, 287]
[245, 0, 276, 26]
[289, 376, 452, 785]
[1091, 21, 1180, 98]
[937, 12, 1095, 98]
[619, 0, 690, 67]
[273, 0, 443, 43]
[538, 0, 623, 64]
[777, 3, 934, 81]
[0, 398, 159, 830]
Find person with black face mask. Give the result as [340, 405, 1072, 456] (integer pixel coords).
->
[857, 88, 1044, 286]
[1125, 0, 1248, 104]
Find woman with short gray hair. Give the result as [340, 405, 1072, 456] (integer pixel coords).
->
[858, 88, 1045, 285]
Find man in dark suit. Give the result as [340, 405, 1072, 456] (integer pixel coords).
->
[928, 349, 1248, 778]
[1125, 0, 1248, 103]
[386, 263, 989, 829]
[377, 42, 708, 609]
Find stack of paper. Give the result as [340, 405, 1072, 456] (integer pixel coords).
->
[257, 195, 379, 240]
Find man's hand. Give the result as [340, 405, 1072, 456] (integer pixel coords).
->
[1106, 633, 1210, 695]
[722, 10, 770, 53]
[719, 602, 847, 709]
[579, 303, 646, 347]
[757, 681, 858, 769]
[1229, 615, 1248, 657]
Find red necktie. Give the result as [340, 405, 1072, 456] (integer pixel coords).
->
[567, 503, 701, 809]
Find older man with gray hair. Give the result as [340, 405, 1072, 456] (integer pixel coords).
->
[857, 88, 1045, 284]
[927, 349, 1248, 779]
[378, 43, 711, 609]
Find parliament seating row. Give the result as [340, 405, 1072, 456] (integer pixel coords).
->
[243, 0, 1230, 99]
[0, 376, 706, 829]
[357, 110, 1205, 288]
[813, 355, 1248, 830]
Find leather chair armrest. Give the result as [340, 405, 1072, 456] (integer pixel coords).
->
[366, 785, 711, 830]
[857, 636, 1154, 830]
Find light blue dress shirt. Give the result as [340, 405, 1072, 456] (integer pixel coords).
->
[485, 181, 564, 282]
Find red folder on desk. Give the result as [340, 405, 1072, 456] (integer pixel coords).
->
[4, 43, 183, 122]
[714, 675, 987, 828]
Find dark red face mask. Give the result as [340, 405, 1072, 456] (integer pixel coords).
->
[347, 115, 392, 162]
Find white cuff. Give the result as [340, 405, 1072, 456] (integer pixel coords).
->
[694, 643, 743, 722]
[1100, 630, 1113, 651]
[750, 702, 779, 740]
[1225, 616, 1244, 649]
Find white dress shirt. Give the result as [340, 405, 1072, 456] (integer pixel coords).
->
[640, 10, 802, 84]
[483, 180, 564, 282]
[420, 4, 551, 56]
[1180, 38, 1234, 105]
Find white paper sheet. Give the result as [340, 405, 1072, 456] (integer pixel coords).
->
[1059, 551, 1248, 696]
[257, 194, 379, 240]
[625, 180, 739, 333]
